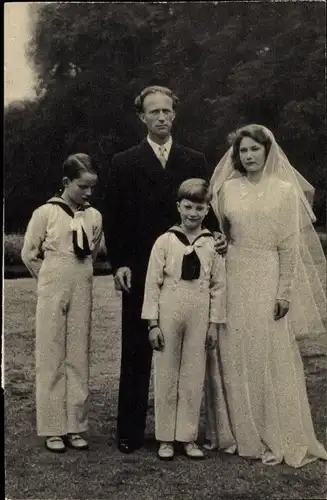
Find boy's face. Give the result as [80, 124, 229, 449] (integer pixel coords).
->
[63, 172, 98, 207]
[177, 198, 209, 230]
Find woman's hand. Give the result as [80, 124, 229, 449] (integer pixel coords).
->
[213, 232, 228, 256]
[149, 326, 165, 351]
[205, 323, 218, 350]
[274, 299, 290, 320]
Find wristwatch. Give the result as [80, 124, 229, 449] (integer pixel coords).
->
[148, 324, 159, 332]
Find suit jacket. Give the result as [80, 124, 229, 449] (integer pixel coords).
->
[103, 139, 219, 282]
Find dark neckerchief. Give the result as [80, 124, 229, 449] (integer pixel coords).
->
[167, 226, 212, 281]
[47, 197, 91, 259]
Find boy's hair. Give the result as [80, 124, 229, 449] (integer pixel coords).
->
[62, 153, 98, 180]
[134, 86, 179, 113]
[177, 178, 212, 204]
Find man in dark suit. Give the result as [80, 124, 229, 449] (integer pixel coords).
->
[103, 86, 226, 453]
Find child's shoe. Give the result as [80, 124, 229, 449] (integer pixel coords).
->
[63, 433, 89, 450]
[157, 442, 174, 461]
[183, 442, 205, 459]
[45, 436, 66, 453]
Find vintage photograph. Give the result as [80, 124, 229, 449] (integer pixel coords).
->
[4, 2, 326, 499]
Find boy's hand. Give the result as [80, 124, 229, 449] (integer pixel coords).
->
[149, 327, 165, 351]
[213, 232, 227, 256]
[205, 323, 218, 350]
[274, 299, 290, 320]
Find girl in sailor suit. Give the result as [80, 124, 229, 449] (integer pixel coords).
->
[21, 153, 103, 453]
[141, 179, 226, 461]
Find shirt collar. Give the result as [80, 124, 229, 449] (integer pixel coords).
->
[147, 135, 173, 157]
[47, 196, 91, 211]
[168, 225, 212, 245]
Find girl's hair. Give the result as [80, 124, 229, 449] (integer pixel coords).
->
[62, 153, 98, 180]
[229, 124, 272, 174]
[177, 178, 212, 204]
[134, 86, 179, 113]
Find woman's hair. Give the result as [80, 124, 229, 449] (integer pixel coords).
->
[134, 86, 179, 113]
[229, 124, 272, 174]
[62, 153, 98, 180]
[177, 178, 212, 204]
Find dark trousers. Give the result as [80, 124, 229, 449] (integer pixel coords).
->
[117, 282, 153, 444]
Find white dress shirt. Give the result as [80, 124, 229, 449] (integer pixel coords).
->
[147, 135, 173, 167]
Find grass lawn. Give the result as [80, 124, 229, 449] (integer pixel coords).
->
[4, 276, 327, 500]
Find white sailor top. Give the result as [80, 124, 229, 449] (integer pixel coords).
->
[141, 226, 226, 324]
[21, 196, 103, 279]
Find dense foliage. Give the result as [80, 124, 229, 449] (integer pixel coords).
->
[5, 2, 326, 231]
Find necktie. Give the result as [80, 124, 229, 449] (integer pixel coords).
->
[158, 146, 167, 168]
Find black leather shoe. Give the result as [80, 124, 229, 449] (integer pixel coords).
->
[118, 439, 135, 454]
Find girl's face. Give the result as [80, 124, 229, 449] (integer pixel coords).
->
[239, 137, 266, 173]
[62, 171, 98, 207]
[177, 198, 209, 231]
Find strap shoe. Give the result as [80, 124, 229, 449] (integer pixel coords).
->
[45, 436, 66, 453]
[183, 442, 205, 459]
[158, 442, 174, 461]
[63, 434, 89, 450]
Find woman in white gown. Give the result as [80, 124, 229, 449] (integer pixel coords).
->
[205, 124, 327, 468]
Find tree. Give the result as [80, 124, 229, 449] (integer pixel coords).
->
[5, 1, 326, 232]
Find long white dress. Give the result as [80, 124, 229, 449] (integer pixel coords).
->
[205, 176, 327, 467]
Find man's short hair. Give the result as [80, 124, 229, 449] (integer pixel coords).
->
[177, 178, 212, 204]
[134, 86, 179, 113]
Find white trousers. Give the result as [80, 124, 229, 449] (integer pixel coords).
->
[154, 280, 209, 442]
[35, 254, 93, 436]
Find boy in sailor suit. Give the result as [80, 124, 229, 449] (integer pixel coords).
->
[141, 178, 226, 461]
[21, 153, 102, 453]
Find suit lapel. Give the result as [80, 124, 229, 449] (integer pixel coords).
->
[165, 142, 185, 171]
[136, 140, 191, 190]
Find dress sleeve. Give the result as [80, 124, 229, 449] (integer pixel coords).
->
[276, 185, 300, 301]
[209, 253, 227, 323]
[21, 207, 48, 279]
[91, 210, 103, 261]
[141, 235, 168, 321]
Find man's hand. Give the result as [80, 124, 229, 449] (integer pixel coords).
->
[274, 299, 290, 320]
[213, 232, 227, 256]
[149, 326, 165, 351]
[114, 267, 132, 293]
[205, 323, 218, 350]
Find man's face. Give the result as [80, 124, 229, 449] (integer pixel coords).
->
[140, 92, 175, 143]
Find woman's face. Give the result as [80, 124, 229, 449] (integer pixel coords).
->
[239, 136, 266, 173]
